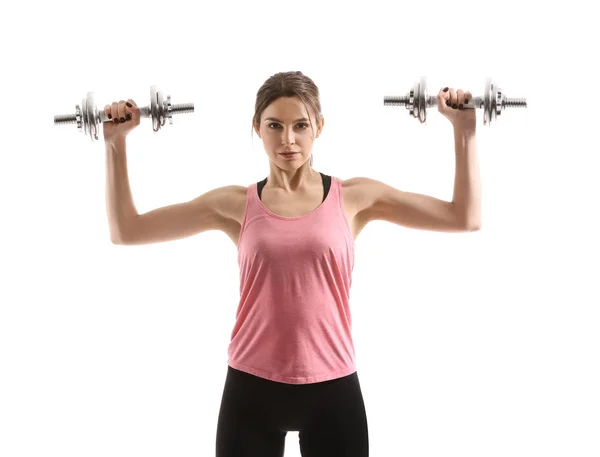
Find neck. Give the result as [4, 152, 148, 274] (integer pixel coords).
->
[266, 163, 319, 193]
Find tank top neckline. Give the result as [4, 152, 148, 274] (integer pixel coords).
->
[254, 175, 335, 221]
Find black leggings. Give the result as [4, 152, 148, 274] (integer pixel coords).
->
[216, 365, 369, 456]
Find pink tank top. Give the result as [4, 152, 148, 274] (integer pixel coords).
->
[227, 175, 356, 384]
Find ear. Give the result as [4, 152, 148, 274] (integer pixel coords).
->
[316, 117, 325, 137]
[254, 121, 261, 138]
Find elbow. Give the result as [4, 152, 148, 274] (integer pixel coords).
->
[453, 205, 481, 232]
[110, 231, 128, 245]
[466, 220, 482, 231]
[457, 214, 481, 231]
[110, 225, 132, 245]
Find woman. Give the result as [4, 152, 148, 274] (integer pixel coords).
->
[104, 71, 480, 456]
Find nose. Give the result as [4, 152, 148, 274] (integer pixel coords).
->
[281, 127, 296, 144]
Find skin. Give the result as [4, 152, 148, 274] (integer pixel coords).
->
[253, 96, 325, 194]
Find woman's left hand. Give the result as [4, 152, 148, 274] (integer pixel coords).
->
[437, 87, 476, 131]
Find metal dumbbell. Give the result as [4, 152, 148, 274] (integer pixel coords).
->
[384, 76, 527, 126]
[54, 85, 195, 141]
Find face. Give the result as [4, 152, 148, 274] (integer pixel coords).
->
[254, 96, 324, 167]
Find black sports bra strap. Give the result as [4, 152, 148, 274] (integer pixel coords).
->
[257, 172, 331, 203]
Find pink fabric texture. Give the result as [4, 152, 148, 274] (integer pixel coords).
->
[227, 176, 357, 384]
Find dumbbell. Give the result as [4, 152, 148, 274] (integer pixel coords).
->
[54, 85, 194, 141]
[383, 76, 527, 126]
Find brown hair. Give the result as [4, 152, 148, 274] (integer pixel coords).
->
[252, 71, 323, 167]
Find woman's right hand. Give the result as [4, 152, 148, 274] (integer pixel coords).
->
[102, 99, 141, 143]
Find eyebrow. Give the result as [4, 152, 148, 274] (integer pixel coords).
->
[264, 117, 309, 123]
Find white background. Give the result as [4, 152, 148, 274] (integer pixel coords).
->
[1, 1, 599, 456]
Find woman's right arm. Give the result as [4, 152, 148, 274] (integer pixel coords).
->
[104, 99, 236, 246]
[106, 136, 138, 243]
[105, 137, 234, 246]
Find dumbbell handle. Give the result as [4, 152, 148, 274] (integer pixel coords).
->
[54, 103, 194, 125]
[383, 95, 527, 109]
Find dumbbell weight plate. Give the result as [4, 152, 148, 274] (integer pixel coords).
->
[483, 77, 503, 126]
[151, 86, 164, 132]
[484, 78, 491, 126]
[82, 91, 99, 141]
[417, 76, 427, 124]
[158, 88, 165, 130]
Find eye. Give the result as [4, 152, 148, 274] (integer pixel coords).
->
[268, 123, 309, 129]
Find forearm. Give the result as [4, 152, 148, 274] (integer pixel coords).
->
[105, 136, 138, 242]
[452, 127, 481, 229]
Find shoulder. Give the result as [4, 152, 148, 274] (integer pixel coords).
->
[339, 175, 367, 189]
[336, 176, 383, 217]
[340, 175, 379, 202]
[195, 184, 246, 226]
